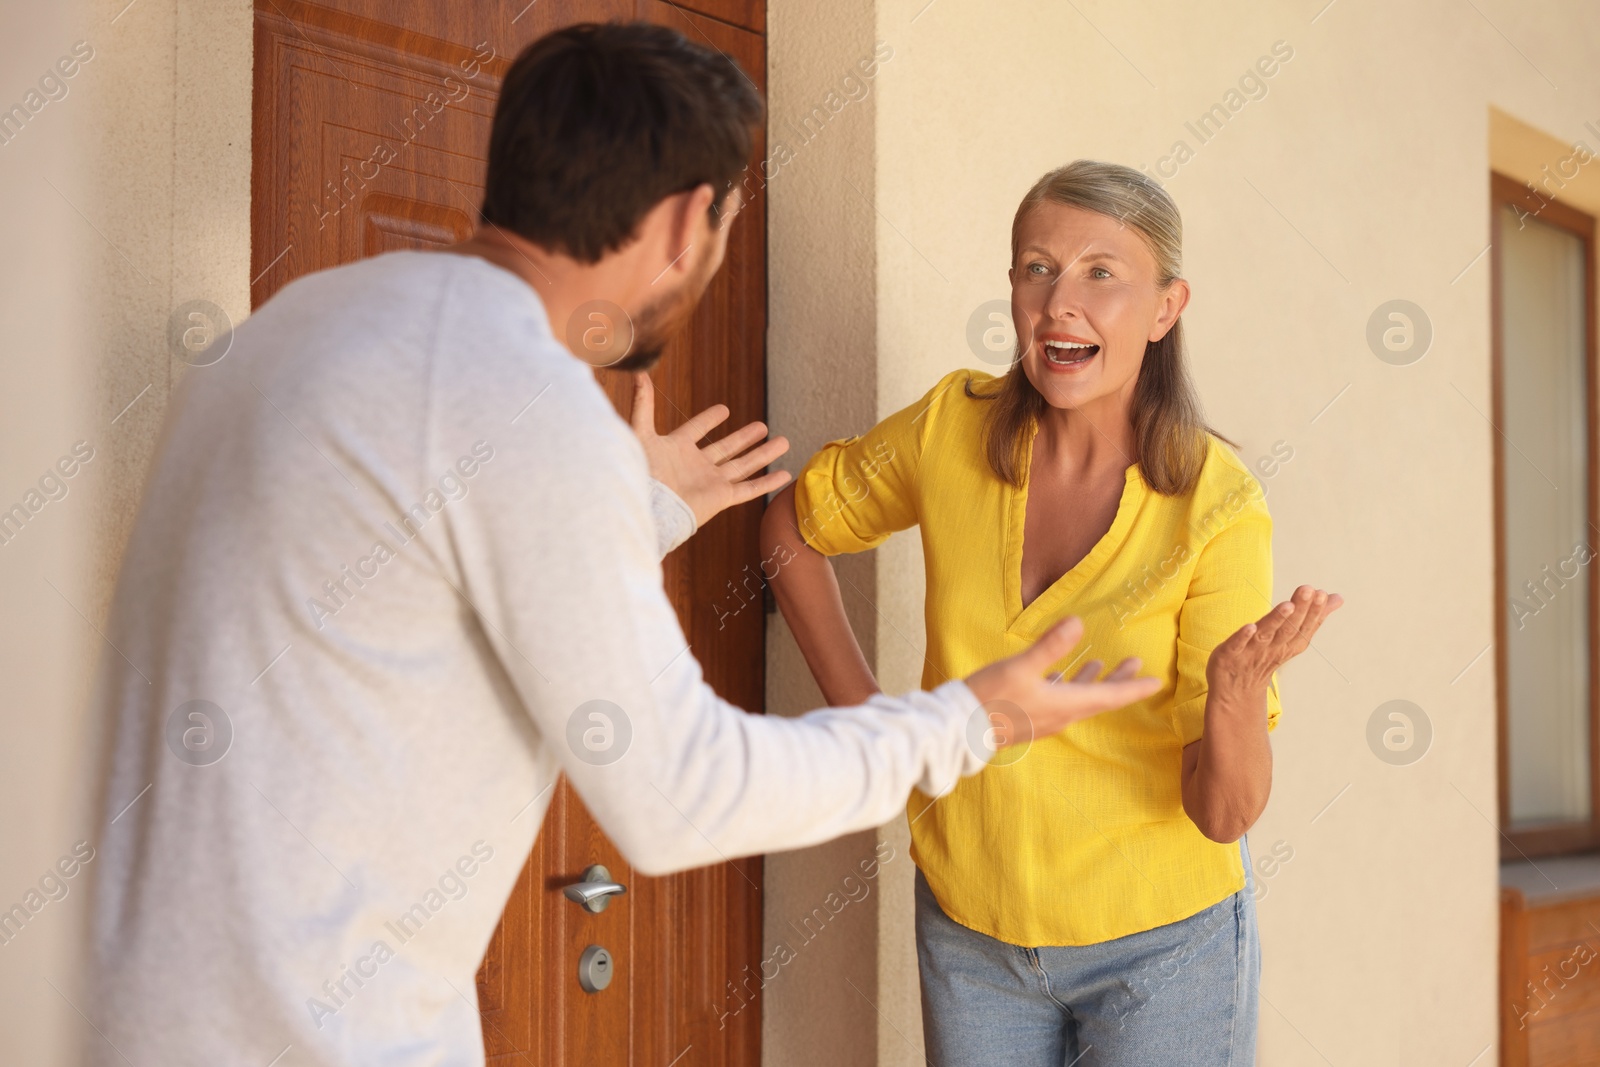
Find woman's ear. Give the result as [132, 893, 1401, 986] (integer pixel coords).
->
[1149, 277, 1191, 342]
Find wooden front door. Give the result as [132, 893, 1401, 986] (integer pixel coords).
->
[250, 3, 767, 1063]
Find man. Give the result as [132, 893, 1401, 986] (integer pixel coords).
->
[87, 22, 1159, 1065]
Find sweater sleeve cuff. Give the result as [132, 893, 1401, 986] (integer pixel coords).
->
[649, 478, 697, 558]
[867, 678, 990, 798]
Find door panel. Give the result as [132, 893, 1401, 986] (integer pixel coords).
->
[660, 0, 765, 33]
[252, 3, 767, 1063]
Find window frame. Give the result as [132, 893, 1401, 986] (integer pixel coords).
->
[1491, 169, 1600, 859]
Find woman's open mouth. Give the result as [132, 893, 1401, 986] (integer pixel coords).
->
[1042, 339, 1099, 368]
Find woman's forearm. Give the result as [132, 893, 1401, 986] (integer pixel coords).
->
[1180, 685, 1274, 843]
[1179, 587, 1342, 844]
[760, 483, 881, 706]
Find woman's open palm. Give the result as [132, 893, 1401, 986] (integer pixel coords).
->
[1207, 585, 1343, 696]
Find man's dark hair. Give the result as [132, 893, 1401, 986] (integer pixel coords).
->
[481, 21, 764, 264]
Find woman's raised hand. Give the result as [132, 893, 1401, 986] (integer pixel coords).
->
[1206, 585, 1342, 699]
[964, 616, 1163, 748]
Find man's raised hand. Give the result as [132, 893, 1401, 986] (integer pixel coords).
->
[630, 372, 792, 527]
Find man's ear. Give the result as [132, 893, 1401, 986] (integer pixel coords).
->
[666, 183, 717, 267]
[631, 183, 718, 287]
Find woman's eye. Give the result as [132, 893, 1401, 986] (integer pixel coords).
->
[1028, 263, 1050, 276]
[1091, 267, 1112, 279]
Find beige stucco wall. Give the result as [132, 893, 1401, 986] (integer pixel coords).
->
[0, 0, 251, 1060]
[761, 4, 897, 1066]
[766, 2, 1600, 1065]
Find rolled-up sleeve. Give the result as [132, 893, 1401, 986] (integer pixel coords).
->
[792, 372, 964, 556]
[1171, 492, 1283, 745]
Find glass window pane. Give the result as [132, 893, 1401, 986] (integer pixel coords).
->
[1501, 204, 1591, 827]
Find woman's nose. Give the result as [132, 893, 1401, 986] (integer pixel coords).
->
[1042, 278, 1086, 321]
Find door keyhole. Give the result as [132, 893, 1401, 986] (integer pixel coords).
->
[578, 944, 614, 993]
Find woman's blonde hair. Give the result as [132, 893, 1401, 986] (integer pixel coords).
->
[967, 159, 1219, 495]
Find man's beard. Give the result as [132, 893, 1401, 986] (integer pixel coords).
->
[607, 302, 671, 372]
[608, 250, 717, 373]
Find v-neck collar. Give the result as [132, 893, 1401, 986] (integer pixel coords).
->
[1003, 422, 1146, 636]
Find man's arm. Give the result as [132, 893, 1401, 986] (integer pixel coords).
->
[452, 374, 1158, 875]
[454, 378, 963, 872]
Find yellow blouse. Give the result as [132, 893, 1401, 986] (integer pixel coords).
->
[793, 368, 1282, 947]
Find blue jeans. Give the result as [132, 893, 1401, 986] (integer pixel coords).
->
[914, 839, 1260, 1066]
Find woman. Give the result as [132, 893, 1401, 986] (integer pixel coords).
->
[761, 160, 1341, 1065]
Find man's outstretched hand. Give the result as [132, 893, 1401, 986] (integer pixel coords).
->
[630, 372, 792, 528]
[964, 617, 1163, 749]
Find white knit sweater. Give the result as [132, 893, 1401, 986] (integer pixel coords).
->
[87, 251, 985, 1066]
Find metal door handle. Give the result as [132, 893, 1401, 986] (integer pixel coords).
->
[562, 864, 627, 913]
